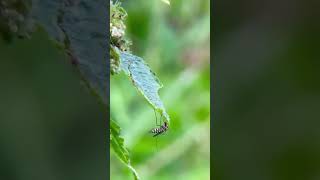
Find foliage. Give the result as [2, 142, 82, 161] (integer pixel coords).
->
[33, 0, 108, 105]
[110, 0, 131, 74]
[110, 1, 171, 179]
[118, 51, 170, 121]
[110, 1, 170, 121]
[110, 119, 139, 180]
[1, 0, 108, 106]
[111, 0, 210, 179]
[0, 0, 34, 40]
[0, 0, 211, 180]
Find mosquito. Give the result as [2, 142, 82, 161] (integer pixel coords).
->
[149, 110, 169, 137]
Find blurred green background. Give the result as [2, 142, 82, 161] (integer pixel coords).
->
[0, 30, 106, 180]
[213, 0, 320, 179]
[110, 0, 210, 179]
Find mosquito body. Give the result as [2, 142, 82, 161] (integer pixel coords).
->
[150, 121, 169, 137]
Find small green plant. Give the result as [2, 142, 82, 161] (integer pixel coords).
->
[110, 0, 170, 179]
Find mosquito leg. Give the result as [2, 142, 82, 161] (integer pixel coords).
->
[155, 136, 158, 150]
[153, 109, 159, 150]
[154, 109, 160, 127]
[160, 114, 165, 125]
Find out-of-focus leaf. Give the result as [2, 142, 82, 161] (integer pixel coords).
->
[0, 0, 34, 41]
[110, 119, 140, 180]
[161, 0, 170, 5]
[31, 1, 64, 41]
[31, 0, 108, 105]
[118, 50, 170, 122]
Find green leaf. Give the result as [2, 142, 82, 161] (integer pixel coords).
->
[31, 0, 108, 105]
[118, 50, 170, 123]
[2, 1, 108, 105]
[110, 119, 140, 180]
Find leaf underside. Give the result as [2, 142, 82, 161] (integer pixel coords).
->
[32, 0, 108, 106]
[119, 51, 170, 123]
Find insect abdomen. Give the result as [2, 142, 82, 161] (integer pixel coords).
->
[150, 122, 169, 137]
